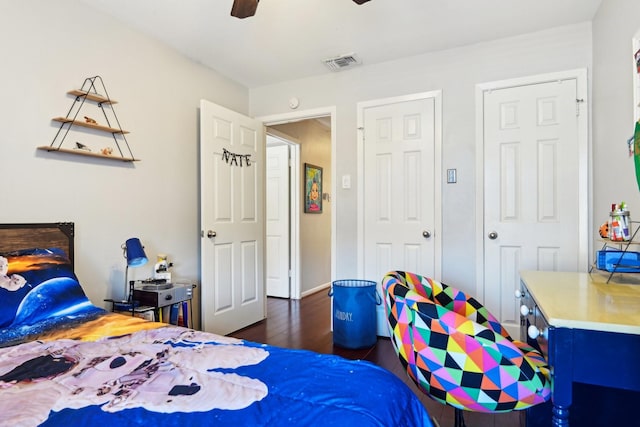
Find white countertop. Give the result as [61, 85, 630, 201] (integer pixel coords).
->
[520, 270, 640, 335]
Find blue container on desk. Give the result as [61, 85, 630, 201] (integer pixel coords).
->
[596, 250, 640, 273]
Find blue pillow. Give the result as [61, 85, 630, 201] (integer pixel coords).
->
[0, 248, 102, 344]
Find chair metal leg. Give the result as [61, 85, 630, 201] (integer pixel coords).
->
[454, 408, 466, 427]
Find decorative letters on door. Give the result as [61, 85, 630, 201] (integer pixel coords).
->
[222, 148, 251, 167]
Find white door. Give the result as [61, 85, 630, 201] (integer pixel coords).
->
[481, 76, 586, 336]
[200, 99, 265, 335]
[360, 91, 442, 290]
[266, 142, 290, 298]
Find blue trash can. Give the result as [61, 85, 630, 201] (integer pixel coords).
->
[329, 279, 380, 349]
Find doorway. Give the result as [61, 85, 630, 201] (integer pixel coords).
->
[261, 107, 336, 300]
[266, 132, 300, 299]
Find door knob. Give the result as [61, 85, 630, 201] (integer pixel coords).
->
[207, 230, 217, 238]
[422, 230, 431, 239]
[488, 231, 498, 240]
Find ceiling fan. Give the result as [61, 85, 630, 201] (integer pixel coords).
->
[231, 0, 371, 19]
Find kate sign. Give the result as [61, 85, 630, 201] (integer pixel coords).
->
[304, 163, 322, 213]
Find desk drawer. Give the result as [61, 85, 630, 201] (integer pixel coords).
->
[518, 283, 548, 360]
[133, 283, 193, 308]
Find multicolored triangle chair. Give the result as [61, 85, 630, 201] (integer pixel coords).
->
[382, 271, 551, 427]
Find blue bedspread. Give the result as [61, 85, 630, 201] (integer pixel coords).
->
[0, 249, 433, 426]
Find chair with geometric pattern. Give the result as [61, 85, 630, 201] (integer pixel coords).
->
[381, 271, 551, 427]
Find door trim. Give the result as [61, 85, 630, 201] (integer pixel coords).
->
[474, 69, 590, 300]
[356, 91, 443, 279]
[258, 107, 337, 298]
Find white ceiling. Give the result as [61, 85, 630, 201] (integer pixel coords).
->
[79, 0, 602, 89]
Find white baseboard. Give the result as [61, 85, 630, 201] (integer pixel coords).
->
[301, 282, 331, 298]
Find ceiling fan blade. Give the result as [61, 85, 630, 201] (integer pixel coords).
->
[231, 0, 259, 19]
[352, 0, 371, 4]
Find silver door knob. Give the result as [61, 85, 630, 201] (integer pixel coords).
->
[207, 230, 217, 238]
[488, 231, 498, 240]
[422, 230, 431, 238]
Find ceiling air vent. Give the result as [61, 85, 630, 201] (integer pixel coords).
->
[322, 53, 362, 71]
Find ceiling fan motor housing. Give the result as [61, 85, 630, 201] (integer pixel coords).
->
[232, 0, 370, 19]
[231, 0, 259, 19]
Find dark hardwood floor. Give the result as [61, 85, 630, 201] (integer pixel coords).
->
[229, 290, 521, 427]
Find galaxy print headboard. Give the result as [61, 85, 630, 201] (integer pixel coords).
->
[0, 223, 75, 269]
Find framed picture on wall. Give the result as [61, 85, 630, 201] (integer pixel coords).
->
[304, 163, 323, 213]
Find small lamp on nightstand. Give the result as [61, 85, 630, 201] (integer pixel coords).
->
[122, 237, 148, 303]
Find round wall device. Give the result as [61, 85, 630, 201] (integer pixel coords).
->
[289, 97, 300, 109]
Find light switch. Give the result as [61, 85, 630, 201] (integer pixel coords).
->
[447, 169, 457, 184]
[342, 175, 351, 189]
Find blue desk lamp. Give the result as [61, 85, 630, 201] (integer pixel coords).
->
[122, 237, 148, 303]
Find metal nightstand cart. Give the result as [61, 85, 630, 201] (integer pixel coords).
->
[106, 280, 194, 327]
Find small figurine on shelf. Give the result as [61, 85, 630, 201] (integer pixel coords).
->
[74, 142, 91, 151]
[100, 147, 113, 156]
[84, 116, 97, 125]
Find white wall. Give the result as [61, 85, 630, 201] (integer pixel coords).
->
[250, 23, 593, 295]
[592, 1, 640, 238]
[0, 0, 248, 312]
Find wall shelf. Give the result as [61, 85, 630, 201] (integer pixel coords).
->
[50, 117, 129, 134]
[66, 89, 117, 105]
[41, 76, 138, 162]
[36, 146, 138, 162]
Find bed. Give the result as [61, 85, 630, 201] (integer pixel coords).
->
[0, 223, 433, 426]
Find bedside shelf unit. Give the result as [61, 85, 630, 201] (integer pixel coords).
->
[39, 76, 139, 162]
[105, 282, 194, 328]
